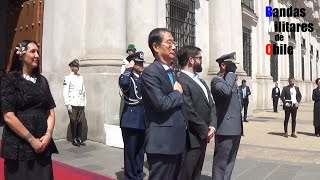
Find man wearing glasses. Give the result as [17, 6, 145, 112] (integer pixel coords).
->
[177, 46, 217, 180]
[141, 28, 186, 180]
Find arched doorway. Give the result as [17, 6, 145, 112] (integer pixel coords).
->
[0, 0, 44, 73]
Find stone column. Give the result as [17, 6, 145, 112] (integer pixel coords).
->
[208, 0, 246, 75]
[126, 0, 158, 62]
[83, 0, 126, 67]
[256, 0, 272, 79]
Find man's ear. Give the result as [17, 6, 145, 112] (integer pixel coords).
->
[188, 57, 194, 66]
[152, 43, 160, 54]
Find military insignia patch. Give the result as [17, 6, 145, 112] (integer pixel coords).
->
[139, 52, 144, 59]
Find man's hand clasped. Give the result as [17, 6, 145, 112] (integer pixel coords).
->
[174, 82, 183, 93]
[206, 127, 215, 143]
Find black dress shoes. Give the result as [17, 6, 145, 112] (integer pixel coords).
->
[77, 138, 86, 146]
[291, 133, 297, 138]
[72, 138, 80, 146]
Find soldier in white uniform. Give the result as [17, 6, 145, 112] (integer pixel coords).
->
[63, 59, 87, 147]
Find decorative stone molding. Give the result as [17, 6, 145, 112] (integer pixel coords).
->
[242, 4, 258, 26]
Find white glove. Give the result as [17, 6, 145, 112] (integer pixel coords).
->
[285, 103, 291, 107]
[67, 105, 72, 113]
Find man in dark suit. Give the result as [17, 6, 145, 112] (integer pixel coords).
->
[280, 77, 302, 138]
[119, 51, 146, 180]
[177, 46, 217, 180]
[239, 79, 251, 122]
[141, 28, 186, 180]
[272, 83, 281, 112]
[211, 52, 243, 180]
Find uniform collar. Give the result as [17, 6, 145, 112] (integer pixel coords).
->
[70, 72, 80, 76]
[133, 72, 140, 78]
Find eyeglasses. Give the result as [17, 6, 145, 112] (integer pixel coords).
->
[162, 40, 176, 47]
[193, 56, 202, 61]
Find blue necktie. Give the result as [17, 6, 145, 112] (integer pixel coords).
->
[167, 69, 174, 86]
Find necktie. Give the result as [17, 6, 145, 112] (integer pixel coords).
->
[167, 69, 174, 86]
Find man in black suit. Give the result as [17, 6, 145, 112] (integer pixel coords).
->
[272, 83, 281, 112]
[239, 79, 251, 122]
[280, 77, 302, 138]
[177, 46, 217, 180]
[211, 52, 243, 180]
[141, 28, 186, 180]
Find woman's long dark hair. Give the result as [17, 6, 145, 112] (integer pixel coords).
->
[10, 40, 40, 78]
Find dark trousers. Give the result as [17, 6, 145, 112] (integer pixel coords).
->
[212, 135, 241, 180]
[242, 101, 249, 121]
[68, 106, 85, 140]
[179, 140, 207, 180]
[147, 153, 183, 180]
[315, 126, 320, 136]
[121, 128, 145, 180]
[272, 98, 279, 112]
[284, 107, 298, 133]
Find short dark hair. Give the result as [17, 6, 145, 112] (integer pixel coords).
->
[315, 78, 320, 84]
[177, 46, 201, 68]
[288, 77, 295, 81]
[148, 28, 171, 56]
[242, 79, 246, 83]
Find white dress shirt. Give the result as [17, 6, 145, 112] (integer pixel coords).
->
[181, 70, 209, 101]
[290, 86, 297, 104]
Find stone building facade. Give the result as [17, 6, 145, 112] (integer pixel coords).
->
[1, 0, 320, 146]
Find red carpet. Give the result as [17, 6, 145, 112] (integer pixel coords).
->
[0, 158, 115, 180]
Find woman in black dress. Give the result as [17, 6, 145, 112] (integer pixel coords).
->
[1, 40, 58, 180]
[312, 78, 320, 137]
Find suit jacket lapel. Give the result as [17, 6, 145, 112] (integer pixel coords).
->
[181, 72, 210, 106]
[200, 79, 213, 107]
[154, 60, 173, 90]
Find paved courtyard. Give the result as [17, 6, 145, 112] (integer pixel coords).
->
[1, 102, 320, 179]
[50, 101, 320, 180]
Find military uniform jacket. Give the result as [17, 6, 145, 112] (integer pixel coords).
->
[211, 72, 243, 135]
[63, 72, 87, 107]
[119, 68, 146, 130]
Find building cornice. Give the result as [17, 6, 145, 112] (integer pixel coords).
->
[241, 4, 258, 25]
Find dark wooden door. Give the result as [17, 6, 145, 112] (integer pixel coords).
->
[1, 0, 44, 73]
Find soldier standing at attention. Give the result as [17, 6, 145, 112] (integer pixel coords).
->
[63, 59, 87, 147]
[119, 51, 146, 180]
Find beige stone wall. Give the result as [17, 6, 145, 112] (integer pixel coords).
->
[41, 0, 320, 145]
